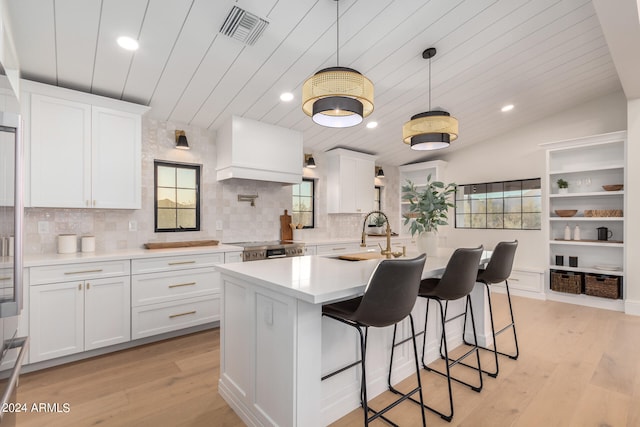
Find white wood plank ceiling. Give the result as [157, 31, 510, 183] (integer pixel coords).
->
[5, 0, 622, 166]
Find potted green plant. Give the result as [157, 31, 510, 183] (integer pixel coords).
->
[402, 175, 456, 254]
[367, 213, 387, 235]
[557, 178, 569, 194]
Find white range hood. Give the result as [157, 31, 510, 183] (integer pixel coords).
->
[216, 115, 303, 184]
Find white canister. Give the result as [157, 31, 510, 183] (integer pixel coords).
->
[58, 234, 77, 254]
[81, 236, 96, 253]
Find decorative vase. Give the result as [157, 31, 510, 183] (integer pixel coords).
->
[416, 231, 438, 255]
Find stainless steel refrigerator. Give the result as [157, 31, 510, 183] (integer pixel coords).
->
[0, 111, 28, 426]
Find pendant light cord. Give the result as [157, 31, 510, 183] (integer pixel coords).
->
[428, 54, 431, 111]
[336, 0, 340, 66]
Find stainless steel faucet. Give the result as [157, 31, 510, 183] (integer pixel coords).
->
[361, 210, 392, 258]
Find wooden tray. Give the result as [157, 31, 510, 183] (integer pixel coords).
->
[338, 252, 386, 261]
[144, 240, 219, 249]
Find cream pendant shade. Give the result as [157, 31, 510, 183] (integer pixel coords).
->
[403, 111, 458, 150]
[302, 66, 374, 128]
[403, 47, 458, 150]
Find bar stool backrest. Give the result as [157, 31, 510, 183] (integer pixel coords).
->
[353, 254, 426, 328]
[432, 246, 484, 301]
[479, 240, 518, 284]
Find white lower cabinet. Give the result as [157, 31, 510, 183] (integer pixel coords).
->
[29, 274, 131, 363]
[131, 253, 224, 339]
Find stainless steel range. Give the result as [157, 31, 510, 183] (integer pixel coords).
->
[228, 241, 305, 262]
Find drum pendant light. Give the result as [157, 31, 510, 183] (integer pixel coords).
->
[302, 0, 374, 128]
[403, 48, 458, 150]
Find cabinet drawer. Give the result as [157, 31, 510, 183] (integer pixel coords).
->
[132, 295, 219, 339]
[30, 260, 130, 285]
[315, 243, 362, 256]
[132, 253, 224, 274]
[132, 268, 220, 307]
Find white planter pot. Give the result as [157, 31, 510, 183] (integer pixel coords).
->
[558, 188, 568, 194]
[416, 231, 438, 255]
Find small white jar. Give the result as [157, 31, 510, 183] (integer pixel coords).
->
[81, 236, 96, 253]
[58, 234, 77, 254]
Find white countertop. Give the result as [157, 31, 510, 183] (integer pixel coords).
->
[217, 249, 487, 305]
[24, 244, 243, 267]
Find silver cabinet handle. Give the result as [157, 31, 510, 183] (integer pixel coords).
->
[0, 276, 11, 281]
[168, 282, 196, 288]
[332, 247, 346, 251]
[169, 310, 196, 319]
[168, 260, 196, 266]
[65, 269, 103, 275]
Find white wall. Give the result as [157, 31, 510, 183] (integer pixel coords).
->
[434, 91, 627, 270]
[625, 98, 640, 313]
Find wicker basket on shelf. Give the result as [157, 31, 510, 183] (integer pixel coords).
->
[583, 209, 623, 217]
[584, 274, 621, 299]
[550, 270, 582, 294]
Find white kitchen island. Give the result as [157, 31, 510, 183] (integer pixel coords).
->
[217, 251, 491, 427]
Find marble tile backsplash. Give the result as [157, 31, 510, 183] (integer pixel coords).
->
[23, 117, 399, 255]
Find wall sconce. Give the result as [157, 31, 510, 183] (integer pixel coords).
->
[304, 154, 316, 168]
[375, 166, 385, 178]
[175, 130, 190, 150]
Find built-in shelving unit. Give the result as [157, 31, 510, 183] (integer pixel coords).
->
[542, 131, 626, 310]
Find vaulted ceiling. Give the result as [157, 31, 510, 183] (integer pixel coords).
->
[4, 0, 624, 166]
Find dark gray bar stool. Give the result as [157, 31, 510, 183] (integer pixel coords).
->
[462, 240, 519, 377]
[322, 254, 427, 427]
[390, 246, 484, 422]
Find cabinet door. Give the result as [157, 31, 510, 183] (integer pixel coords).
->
[91, 107, 141, 209]
[327, 155, 375, 214]
[30, 94, 91, 208]
[84, 276, 131, 351]
[355, 157, 375, 213]
[29, 281, 84, 362]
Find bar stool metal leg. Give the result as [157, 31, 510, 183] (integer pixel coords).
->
[462, 278, 520, 377]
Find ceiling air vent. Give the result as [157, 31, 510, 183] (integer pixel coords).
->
[220, 6, 269, 46]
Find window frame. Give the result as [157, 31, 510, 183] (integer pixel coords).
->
[154, 160, 201, 233]
[454, 177, 541, 230]
[291, 178, 315, 229]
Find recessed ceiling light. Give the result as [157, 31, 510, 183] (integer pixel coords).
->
[280, 92, 294, 102]
[366, 121, 378, 129]
[501, 104, 514, 112]
[117, 36, 139, 51]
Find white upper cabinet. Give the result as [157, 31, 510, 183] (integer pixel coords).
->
[91, 106, 141, 209]
[25, 81, 148, 209]
[326, 148, 376, 214]
[30, 95, 91, 208]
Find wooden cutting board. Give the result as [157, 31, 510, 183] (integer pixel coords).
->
[144, 240, 219, 249]
[338, 252, 386, 261]
[280, 209, 293, 241]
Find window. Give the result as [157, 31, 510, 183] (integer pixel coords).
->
[154, 161, 201, 232]
[292, 178, 314, 228]
[374, 186, 381, 211]
[455, 178, 541, 230]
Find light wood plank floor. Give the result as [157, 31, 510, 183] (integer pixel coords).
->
[14, 294, 640, 426]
